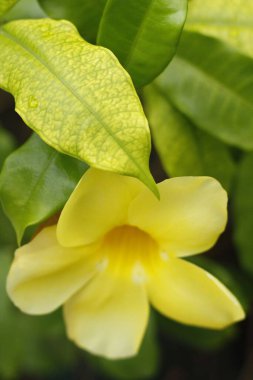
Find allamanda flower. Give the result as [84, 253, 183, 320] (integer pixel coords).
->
[7, 169, 244, 358]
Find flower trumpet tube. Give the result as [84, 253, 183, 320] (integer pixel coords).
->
[7, 169, 245, 359]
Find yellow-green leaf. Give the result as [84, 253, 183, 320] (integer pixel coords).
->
[186, 0, 253, 57]
[0, 0, 18, 17]
[143, 85, 235, 191]
[0, 19, 156, 194]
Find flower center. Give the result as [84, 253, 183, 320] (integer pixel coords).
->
[98, 225, 159, 283]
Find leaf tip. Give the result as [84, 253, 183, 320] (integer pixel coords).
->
[140, 170, 160, 200]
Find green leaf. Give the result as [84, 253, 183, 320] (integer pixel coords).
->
[0, 126, 16, 168]
[0, 134, 88, 244]
[1, 0, 46, 22]
[0, 0, 19, 17]
[0, 202, 16, 247]
[38, 0, 107, 43]
[88, 314, 160, 380]
[97, 0, 187, 88]
[233, 152, 253, 276]
[0, 19, 157, 194]
[186, 0, 253, 58]
[143, 85, 235, 191]
[156, 31, 253, 150]
[0, 127, 16, 247]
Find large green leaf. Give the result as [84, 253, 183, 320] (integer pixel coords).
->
[186, 0, 253, 58]
[143, 85, 235, 190]
[0, 19, 156, 194]
[0, 0, 19, 17]
[97, 0, 187, 87]
[38, 0, 107, 43]
[0, 134, 88, 243]
[156, 31, 253, 150]
[233, 153, 253, 276]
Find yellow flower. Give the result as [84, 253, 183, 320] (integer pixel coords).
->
[7, 169, 244, 359]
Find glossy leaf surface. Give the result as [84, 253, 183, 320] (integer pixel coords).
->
[97, 0, 187, 87]
[0, 19, 156, 193]
[186, 0, 253, 57]
[233, 153, 253, 276]
[0, 134, 87, 243]
[38, 0, 107, 42]
[143, 85, 235, 190]
[156, 31, 253, 150]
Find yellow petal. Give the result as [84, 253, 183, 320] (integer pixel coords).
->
[129, 176, 227, 257]
[148, 256, 245, 329]
[64, 269, 149, 359]
[7, 226, 98, 314]
[57, 168, 145, 247]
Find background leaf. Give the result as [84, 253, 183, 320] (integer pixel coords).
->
[0, 18, 156, 193]
[156, 31, 253, 150]
[0, 0, 19, 17]
[1, 0, 46, 22]
[143, 85, 235, 190]
[186, 0, 253, 58]
[97, 0, 187, 88]
[233, 152, 253, 276]
[0, 126, 16, 247]
[38, 0, 107, 43]
[0, 134, 87, 243]
[0, 125, 16, 167]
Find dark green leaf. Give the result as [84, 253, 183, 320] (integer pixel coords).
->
[143, 85, 235, 190]
[0, 126, 16, 168]
[0, 134, 87, 243]
[233, 152, 253, 276]
[0, 126, 16, 247]
[97, 0, 187, 87]
[156, 31, 253, 150]
[38, 0, 107, 43]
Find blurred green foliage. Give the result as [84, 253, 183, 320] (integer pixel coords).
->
[0, 0, 253, 379]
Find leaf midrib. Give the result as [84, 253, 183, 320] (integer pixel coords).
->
[121, 0, 154, 69]
[0, 26, 148, 178]
[20, 153, 57, 212]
